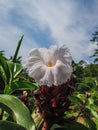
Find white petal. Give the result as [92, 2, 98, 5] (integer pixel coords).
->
[23, 45, 73, 86]
[23, 48, 42, 69]
[39, 68, 53, 86]
[49, 45, 59, 64]
[29, 48, 39, 56]
[59, 45, 72, 65]
[52, 60, 72, 85]
[29, 62, 46, 80]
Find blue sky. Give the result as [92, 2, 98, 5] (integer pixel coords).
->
[0, 0, 98, 62]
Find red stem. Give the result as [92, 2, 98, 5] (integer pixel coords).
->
[42, 120, 52, 130]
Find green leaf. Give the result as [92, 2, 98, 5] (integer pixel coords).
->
[7, 61, 15, 84]
[93, 119, 98, 130]
[0, 54, 10, 84]
[0, 120, 27, 130]
[0, 66, 5, 88]
[12, 63, 23, 78]
[88, 98, 94, 105]
[84, 118, 97, 130]
[4, 80, 38, 94]
[86, 106, 98, 119]
[7, 61, 23, 79]
[12, 35, 24, 62]
[70, 94, 83, 104]
[0, 94, 36, 130]
[51, 121, 89, 130]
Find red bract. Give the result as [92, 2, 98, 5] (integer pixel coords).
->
[33, 82, 75, 130]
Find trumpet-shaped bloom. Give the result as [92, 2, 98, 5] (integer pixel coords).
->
[23, 45, 72, 86]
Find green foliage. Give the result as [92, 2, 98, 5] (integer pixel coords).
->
[0, 35, 98, 130]
[12, 35, 24, 63]
[0, 54, 38, 94]
[0, 54, 10, 85]
[0, 120, 27, 130]
[0, 37, 38, 129]
[68, 61, 98, 129]
[51, 122, 89, 130]
[4, 81, 38, 94]
[0, 94, 36, 130]
[84, 118, 97, 130]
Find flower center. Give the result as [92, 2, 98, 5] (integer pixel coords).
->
[47, 61, 55, 67]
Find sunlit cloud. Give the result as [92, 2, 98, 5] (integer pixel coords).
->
[0, 0, 98, 62]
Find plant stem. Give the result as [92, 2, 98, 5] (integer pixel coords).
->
[76, 98, 88, 120]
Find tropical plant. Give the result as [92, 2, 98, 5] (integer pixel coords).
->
[0, 53, 37, 95]
[0, 94, 36, 130]
[0, 36, 38, 130]
[0, 50, 5, 57]
[10, 35, 24, 63]
[0, 37, 98, 130]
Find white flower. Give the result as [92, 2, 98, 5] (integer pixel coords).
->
[23, 45, 72, 86]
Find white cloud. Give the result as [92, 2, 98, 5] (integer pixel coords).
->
[0, 0, 98, 62]
[0, 0, 39, 58]
[24, 0, 98, 61]
[85, 42, 98, 56]
[0, 24, 38, 58]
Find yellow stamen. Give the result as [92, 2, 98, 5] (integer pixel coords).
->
[47, 61, 54, 67]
